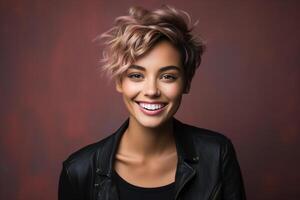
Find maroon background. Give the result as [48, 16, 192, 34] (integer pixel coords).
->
[1, 0, 299, 199]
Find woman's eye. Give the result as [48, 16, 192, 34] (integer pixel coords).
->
[127, 73, 143, 79]
[161, 74, 177, 80]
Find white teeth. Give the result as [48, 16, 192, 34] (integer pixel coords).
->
[139, 103, 165, 111]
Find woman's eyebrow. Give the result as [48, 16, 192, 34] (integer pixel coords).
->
[128, 65, 182, 72]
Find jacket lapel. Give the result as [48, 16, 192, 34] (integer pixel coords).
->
[94, 118, 129, 200]
[173, 118, 200, 199]
[96, 118, 129, 177]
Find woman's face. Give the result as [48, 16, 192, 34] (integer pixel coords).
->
[116, 40, 185, 128]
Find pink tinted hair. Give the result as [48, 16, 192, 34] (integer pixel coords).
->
[96, 5, 205, 92]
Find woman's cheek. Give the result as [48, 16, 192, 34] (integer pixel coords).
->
[161, 84, 184, 98]
[123, 81, 141, 96]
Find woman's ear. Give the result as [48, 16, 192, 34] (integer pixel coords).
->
[115, 78, 122, 93]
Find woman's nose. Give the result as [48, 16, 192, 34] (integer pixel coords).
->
[143, 78, 161, 97]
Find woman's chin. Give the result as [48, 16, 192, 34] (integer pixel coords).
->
[131, 115, 171, 129]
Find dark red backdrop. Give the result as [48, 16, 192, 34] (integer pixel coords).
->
[1, 0, 299, 199]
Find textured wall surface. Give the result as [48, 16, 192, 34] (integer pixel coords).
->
[1, 0, 299, 199]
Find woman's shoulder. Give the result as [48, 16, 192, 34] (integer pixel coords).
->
[178, 121, 238, 162]
[179, 120, 231, 140]
[177, 120, 234, 150]
[62, 133, 115, 170]
[61, 118, 129, 173]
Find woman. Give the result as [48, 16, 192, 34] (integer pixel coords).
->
[58, 5, 246, 200]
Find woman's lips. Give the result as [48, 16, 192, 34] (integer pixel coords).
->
[135, 102, 167, 116]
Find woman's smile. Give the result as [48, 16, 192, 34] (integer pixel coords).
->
[135, 101, 168, 116]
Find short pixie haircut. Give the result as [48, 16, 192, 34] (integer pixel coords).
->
[98, 5, 205, 93]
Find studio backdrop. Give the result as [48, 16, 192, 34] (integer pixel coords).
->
[1, 1, 299, 200]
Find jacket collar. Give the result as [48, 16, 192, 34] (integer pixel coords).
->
[96, 117, 199, 177]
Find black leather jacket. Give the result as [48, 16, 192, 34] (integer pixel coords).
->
[58, 118, 246, 200]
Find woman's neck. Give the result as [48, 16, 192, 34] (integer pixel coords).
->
[120, 117, 176, 159]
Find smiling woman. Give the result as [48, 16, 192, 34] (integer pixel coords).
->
[58, 5, 246, 200]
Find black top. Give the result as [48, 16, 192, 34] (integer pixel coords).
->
[112, 170, 175, 200]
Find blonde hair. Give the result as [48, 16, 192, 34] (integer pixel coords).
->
[97, 5, 205, 93]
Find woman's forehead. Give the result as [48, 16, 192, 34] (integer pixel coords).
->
[132, 40, 182, 68]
